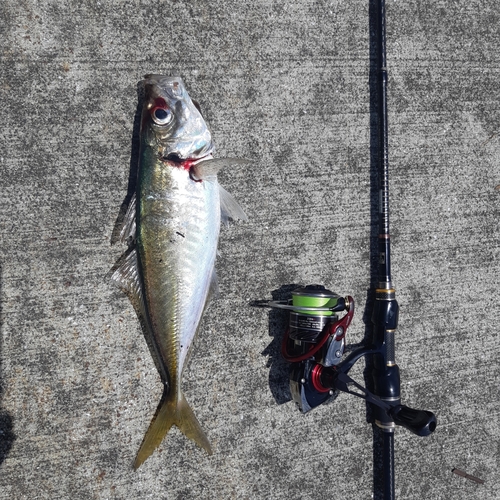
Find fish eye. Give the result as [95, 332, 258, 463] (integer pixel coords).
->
[151, 107, 172, 126]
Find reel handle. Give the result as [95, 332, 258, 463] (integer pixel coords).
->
[389, 405, 437, 437]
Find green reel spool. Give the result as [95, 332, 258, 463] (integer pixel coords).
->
[291, 285, 340, 317]
[288, 285, 341, 344]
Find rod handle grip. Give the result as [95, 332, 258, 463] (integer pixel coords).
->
[390, 404, 437, 436]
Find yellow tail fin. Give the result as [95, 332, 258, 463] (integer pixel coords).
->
[133, 390, 212, 469]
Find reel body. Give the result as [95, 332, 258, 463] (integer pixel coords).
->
[271, 285, 354, 413]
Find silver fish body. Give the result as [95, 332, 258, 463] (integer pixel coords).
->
[137, 155, 220, 391]
[112, 75, 246, 468]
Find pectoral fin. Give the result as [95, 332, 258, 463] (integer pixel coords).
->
[191, 158, 251, 180]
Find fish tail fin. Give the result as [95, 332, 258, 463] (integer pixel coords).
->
[133, 389, 212, 469]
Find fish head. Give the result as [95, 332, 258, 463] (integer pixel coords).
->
[141, 75, 214, 161]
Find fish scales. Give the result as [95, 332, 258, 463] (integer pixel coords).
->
[138, 164, 220, 392]
[111, 75, 246, 469]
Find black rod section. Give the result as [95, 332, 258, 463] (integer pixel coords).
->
[377, 0, 392, 285]
[371, 1, 400, 499]
[372, 0, 401, 412]
[383, 432, 395, 500]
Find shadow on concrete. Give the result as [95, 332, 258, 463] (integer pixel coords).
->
[110, 81, 144, 246]
[0, 265, 16, 466]
[258, 284, 300, 405]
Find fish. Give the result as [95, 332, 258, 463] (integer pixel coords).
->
[112, 75, 247, 469]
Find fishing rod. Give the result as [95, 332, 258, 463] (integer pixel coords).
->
[262, 1, 436, 498]
[365, 0, 438, 496]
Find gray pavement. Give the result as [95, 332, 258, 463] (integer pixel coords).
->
[0, 1, 499, 499]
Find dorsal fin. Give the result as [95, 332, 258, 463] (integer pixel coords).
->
[119, 193, 136, 243]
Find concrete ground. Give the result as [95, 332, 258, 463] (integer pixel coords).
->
[0, 0, 498, 499]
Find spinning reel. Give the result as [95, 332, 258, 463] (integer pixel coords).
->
[269, 285, 354, 412]
[268, 285, 436, 437]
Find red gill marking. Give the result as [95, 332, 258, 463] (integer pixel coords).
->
[159, 156, 209, 183]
